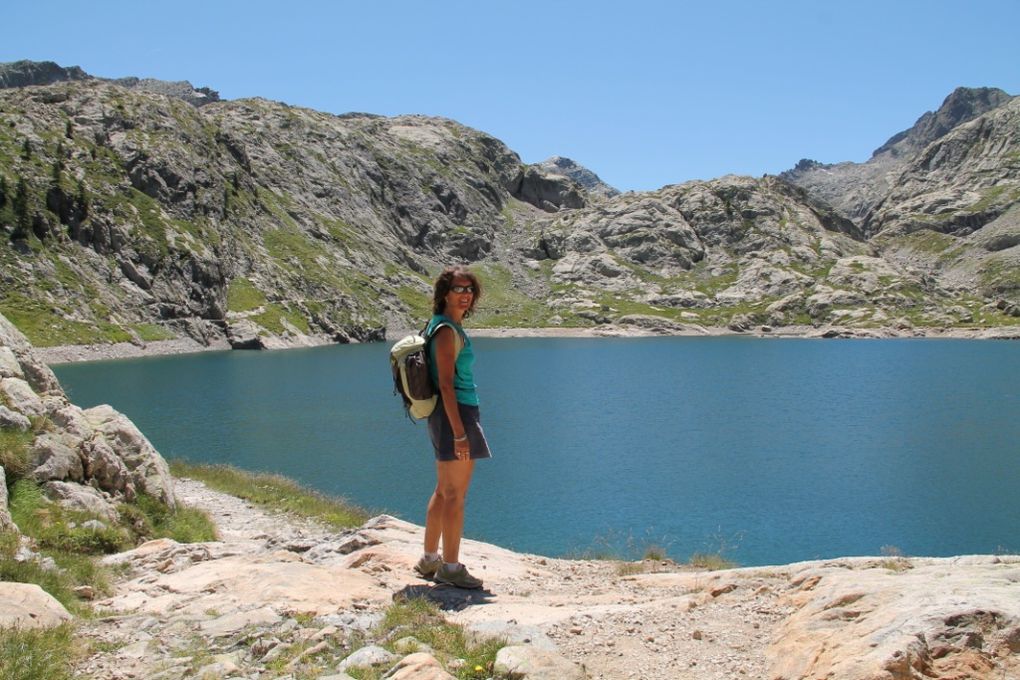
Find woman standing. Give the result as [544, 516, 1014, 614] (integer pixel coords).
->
[414, 266, 491, 589]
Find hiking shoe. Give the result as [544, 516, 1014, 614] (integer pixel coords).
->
[414, 554, 442, 579]
[434, 563, 483, 589]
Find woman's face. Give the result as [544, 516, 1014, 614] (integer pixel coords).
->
[444, 276, 475, 318]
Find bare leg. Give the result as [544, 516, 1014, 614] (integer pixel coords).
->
[423, 486, 444, 555]
[423, 459, 475, 563]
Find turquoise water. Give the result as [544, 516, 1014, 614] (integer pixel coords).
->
[53, 336, 1020, 567]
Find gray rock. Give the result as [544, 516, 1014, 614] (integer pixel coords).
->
[81, 436, 133, 498]
[0, 346, 24, 379]
[0, 377, 46, 418]
[536, 156, 620, 199]
[0, 404, 31, 430]
[382, 652, 455, 679]
[493, 645, 586, 680]
[83, 405, 177, 508]
[513, 166, 586, 213]
[337, 645, 398, 672]
[781, 87, 1013, 223]
[29, 434, 84, 483]
[47, 403, 97, 441]
[41, 481, 118, 521]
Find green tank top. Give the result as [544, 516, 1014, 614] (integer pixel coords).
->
[426, 314, 479, 406]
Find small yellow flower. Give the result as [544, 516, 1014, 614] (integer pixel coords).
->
[474, 665, 484, 673]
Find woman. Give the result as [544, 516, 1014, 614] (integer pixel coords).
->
[414, 265, 491, 589]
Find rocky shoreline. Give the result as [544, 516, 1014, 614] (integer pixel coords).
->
[69, 477, 1020, 680]
[33, 324, 1020, 365]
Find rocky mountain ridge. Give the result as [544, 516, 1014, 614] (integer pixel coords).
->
[0, 61, 1017, 351]
[780, 87, 1015, 224]
[0, 59, 220, 107]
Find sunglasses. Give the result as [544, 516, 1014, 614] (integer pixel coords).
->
[450, 285, 475, 294]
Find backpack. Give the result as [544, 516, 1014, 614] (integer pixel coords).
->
[390, 321, 461, 420]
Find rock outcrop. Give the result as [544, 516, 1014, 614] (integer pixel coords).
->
[0, 312, 178, 523]
[536, 156, 620, 199]
[70, 478, 1020, 680]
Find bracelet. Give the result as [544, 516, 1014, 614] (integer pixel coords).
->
[454, 435, 468, 442]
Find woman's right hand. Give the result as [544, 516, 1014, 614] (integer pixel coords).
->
[454, 436, 470, 460]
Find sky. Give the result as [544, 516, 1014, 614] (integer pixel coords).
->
[4, 0, 1019, 192]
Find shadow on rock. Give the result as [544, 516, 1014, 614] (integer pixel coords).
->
[394, 583, 495, 611]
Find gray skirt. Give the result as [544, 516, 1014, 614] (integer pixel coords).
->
[428, 399, 492, 461]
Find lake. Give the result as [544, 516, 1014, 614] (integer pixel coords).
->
[53, 336, 1020, 567]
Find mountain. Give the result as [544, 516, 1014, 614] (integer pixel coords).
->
[782, 87, 1019, 311]
[0, 61, 1017, 350]
[780, 87, 1014, 224]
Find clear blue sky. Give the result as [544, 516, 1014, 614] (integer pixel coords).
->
[5, 0, 1019, 192]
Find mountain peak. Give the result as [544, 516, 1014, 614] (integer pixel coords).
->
[872, 86, 1013, 159]
[536, 156, 620, 198]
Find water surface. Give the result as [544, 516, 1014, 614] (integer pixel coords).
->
[54, 336, 1020, 566]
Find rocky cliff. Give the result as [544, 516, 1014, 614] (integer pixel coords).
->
[0, 62, 1017, 350]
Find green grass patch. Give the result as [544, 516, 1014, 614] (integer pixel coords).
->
[0, 623, 78, 680]
[467, 263, 565, 328]
[0, 427, 34, 482]
[0, 530, 81, 613]
[396, 285, 432, 320]
[0, 293, 133, 347]
[168, 460, 369, 530]
[252, 302, 311, 335]
[131, 323, 176, 342]
[226, 277, 267, 313]
[117, 493, 218, 545]
[8, 480, 128, 555]
[687, 552, 737, 570]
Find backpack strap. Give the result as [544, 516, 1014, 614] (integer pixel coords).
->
[425, 319, 463, 357]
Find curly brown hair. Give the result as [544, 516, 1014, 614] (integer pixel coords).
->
[432, 266, 483, 317]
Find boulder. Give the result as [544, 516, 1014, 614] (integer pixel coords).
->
[337, 645, 398, 672]
[28, 433, 84, 483]
[46, 403, 96, 441]
[0, 582, 73, 629]
[82, 405, 177, 508]
[382, 652, 456, 679]
[42, 480, 119, 522]
[493, 645, 586, 680]
[0, 313, 33, 353]
[0, 377, 45, 418]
